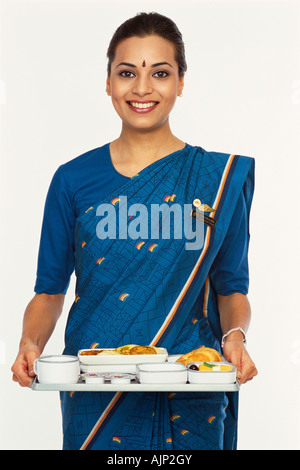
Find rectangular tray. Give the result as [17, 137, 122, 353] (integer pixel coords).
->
[78, 348, 168, 365]
[31, 377, 240, 392]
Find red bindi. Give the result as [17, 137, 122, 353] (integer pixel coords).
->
[142, 60, 146, 67]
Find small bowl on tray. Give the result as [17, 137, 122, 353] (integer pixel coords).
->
[187, 362, 236, 384]
[137, 362, 187, 384]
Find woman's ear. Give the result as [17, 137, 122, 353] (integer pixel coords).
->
[178, 72, 185, 97]
[106, 75, 111, 96]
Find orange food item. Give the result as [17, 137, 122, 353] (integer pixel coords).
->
[80, 350, 103, 356]
[115, 345, 138, 355]
[219, 365, 233, 371]
[129, 346, 157, 355]
[197, 363, 233, 371]
[198, 364, 216, 371]
[176, 346, 222, 366]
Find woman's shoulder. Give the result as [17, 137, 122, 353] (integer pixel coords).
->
[190, 144, 254, 168]
[46, 143, 111, 202]
[59, 143, 110, 174]
[51, 143, 111, 193]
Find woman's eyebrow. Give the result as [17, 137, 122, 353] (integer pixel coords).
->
[151, 62, 173, 68]
[116, 62, 137, 68]
[115, 61, 173, 68]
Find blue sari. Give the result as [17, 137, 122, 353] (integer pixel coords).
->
[60, 144, 254, 450]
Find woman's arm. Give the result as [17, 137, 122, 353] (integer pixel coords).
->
[11, 293, 65, 387]
[218, 292, 258, 384]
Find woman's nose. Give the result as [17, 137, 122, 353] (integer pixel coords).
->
[132, 74, 153, 96]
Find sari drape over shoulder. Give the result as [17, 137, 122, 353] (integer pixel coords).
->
[60, 144, 254, 450]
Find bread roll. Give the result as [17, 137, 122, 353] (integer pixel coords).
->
[176, 346, 222, 366]
[114, 344, 138, 355]
[129, 346, 157, 355]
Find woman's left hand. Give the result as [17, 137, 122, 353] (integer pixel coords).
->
[222, 339, 258, 384]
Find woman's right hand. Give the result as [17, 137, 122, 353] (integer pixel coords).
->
[11, 293, 65, 387]
[11, 343, 41, 388]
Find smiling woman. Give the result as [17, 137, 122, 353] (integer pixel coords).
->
[12, 11, 257, 452]
[105, 13, 186, 176]
[106, 34, 185, 169]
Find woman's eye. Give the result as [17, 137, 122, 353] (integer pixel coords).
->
[153, 71, 169, 78]
[119, 71, 135, 78]
[118, 70, 169, 79]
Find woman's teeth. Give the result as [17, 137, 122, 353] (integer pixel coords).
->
[129, 101, 157, 109]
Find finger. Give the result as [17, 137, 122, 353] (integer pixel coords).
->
[26, 351, 39, 377]
[240, 363, 258, 384]
[11, 360, 34, 387]
[12, 373, 26, 387]
[245, 366, 258, 382]
[28, 367, 36, 378]
[11, 364, 26, 385]
[14, 373, 33, 388]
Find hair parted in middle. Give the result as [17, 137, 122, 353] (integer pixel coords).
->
[106, 12, 187, 78]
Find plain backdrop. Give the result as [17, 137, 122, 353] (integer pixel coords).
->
[0, 0, 300, 450]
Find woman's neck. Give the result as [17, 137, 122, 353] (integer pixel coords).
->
[110, 122, 185, 176]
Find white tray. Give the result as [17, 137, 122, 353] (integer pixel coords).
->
[31, 376, 239, 392]
[78, 348, 168, 365]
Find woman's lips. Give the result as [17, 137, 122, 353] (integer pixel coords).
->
[126, 101, 159, 113]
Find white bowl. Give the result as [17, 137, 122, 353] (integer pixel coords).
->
[34, 355, 80, 384]
[137, 362, 187, 384]
[187, 362, 236, 384]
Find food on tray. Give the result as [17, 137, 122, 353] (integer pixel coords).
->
[176, 346, 222, 366]
[129, 346, 157, 355]
[80, 349, 118, 356]
[115, 344, 138, 355]
[188, 362, 233, 371]
[97, 350, 120, 355]
[79, 344, 161, 357]
[80, 350, 103, 356]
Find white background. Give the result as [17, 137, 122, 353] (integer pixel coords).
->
[0, 0, 299, 450]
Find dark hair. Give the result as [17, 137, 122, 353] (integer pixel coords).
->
[107, 12, 187, 78]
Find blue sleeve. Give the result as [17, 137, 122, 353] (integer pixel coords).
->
[34, 166, 75, 295]
[209, 192, 250, 296]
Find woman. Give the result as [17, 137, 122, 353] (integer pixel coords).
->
[11, 12, 257, 450]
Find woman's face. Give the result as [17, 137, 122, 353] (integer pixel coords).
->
[106, 35, 184, 132]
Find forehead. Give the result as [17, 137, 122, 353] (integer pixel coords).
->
[113, 35, 176, 64]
